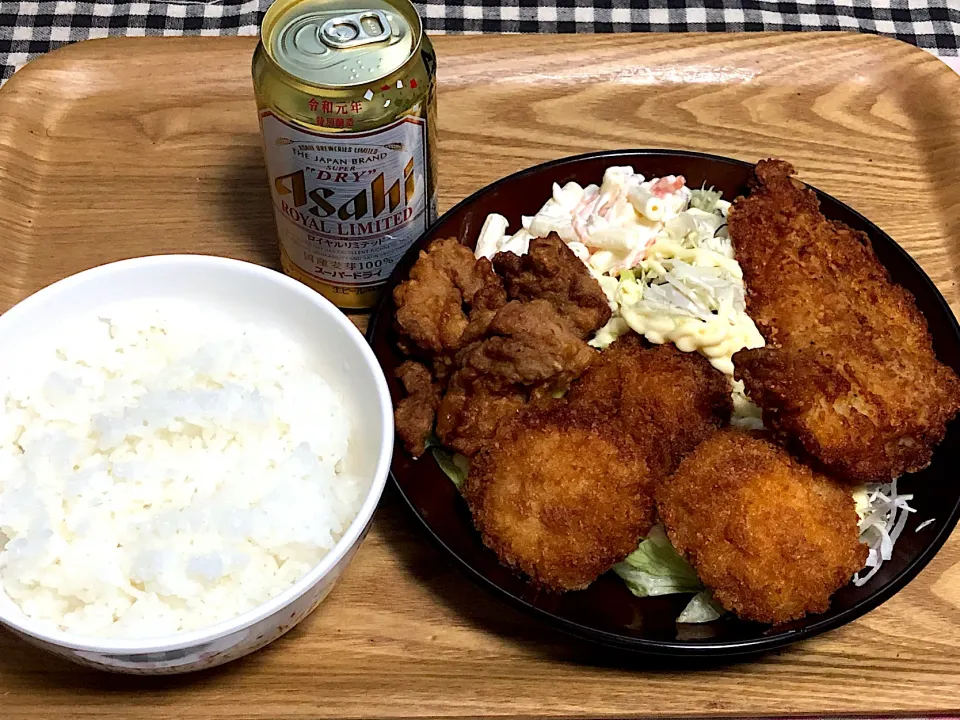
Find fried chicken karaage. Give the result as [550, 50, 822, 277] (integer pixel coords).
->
[393, 237, 506, 355]
[434, 300, 596, 456]
[434, 371, 527, 458]
[456, 300, 596, 391]
[657, 430, 868, 624]
[493, 233, 612, 339]
[730, 160, 960, 482]
[464, 405, 656, 591]
[393, 361, 443, 457]
[567, 335, 731, 475]
[392, 238, 604, 457]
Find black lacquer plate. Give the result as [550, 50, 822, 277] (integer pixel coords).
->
[367, 150, 960, 659]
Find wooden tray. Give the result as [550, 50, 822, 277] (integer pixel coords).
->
[1, 32, 960, 718]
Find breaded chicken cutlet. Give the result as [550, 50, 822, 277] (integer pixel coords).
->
[567, 335, 732, 475]
[493, 233, 612, 339]
[464, 405, 656, 591]
[729, 160, 960, 482]
[658, 430, 868, 624]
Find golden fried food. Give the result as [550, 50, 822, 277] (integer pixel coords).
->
[392, 237, 599, 459]
[434, 300, 597, 455]
[435, 370, 527, 457]
[394, 237, 506, 354]
[455, 299, 596, 392]
[657, 430, 868, 624]
[393, 361, 442, 457]
[493, 234, 612, 339]
[730, 160, 960, 482]
[567, 335, 731, 475]
[464, 406, 656, 591]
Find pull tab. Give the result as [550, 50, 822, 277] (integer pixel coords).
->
[319, 10, 392, 49]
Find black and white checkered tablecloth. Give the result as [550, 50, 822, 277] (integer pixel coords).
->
[1, 0, 958, 85]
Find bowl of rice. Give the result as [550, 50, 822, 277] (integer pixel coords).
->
[0, 255, 393, 674]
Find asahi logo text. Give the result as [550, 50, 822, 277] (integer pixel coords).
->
[274, 157, 416, 236]
[258, 110, 430, 290]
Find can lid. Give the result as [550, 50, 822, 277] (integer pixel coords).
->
[266, 0, 417, 87]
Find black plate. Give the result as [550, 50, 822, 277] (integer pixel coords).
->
[367, 150, 960, 658]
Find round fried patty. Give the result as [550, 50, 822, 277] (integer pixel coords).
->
[464, 406, 656, 591]
[657, 429, 868, 624]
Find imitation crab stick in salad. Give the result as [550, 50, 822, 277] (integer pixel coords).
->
[475, 166, 765, 378]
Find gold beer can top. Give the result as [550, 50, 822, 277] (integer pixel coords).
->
[262, 0, 421, 88]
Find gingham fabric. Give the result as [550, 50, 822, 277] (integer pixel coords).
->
[1, 0, 958, 85]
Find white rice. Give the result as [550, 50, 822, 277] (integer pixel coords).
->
[0, 300, 361, 639]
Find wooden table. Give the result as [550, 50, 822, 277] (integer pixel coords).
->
[1, 32, 960, 718]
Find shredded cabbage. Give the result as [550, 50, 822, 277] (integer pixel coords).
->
[852, 478, 915, 586]
[629, 262, 745, 323]
[689, 186, 723, 214]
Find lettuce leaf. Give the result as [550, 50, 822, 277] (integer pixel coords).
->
[677, 590, 723, 624]
[612, 524, 702, 597]
[432, 446, 470, 489]
[613, 525, 725, 624]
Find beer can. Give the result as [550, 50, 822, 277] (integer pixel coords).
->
[253, 0, 438, 310]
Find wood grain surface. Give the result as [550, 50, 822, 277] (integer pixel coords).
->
[0, 32, 959, 718]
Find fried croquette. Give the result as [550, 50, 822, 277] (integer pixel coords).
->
[393, 237, 506, 354]
[493, 234, 612, 339]
[464, 406, 656, 591]
[730, 160, 960, 482]
[657, 430, 868, 624]
[567, 335, 731, 475]
[393, 361, 443, 457]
